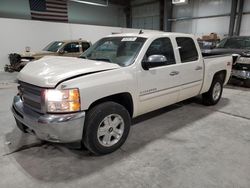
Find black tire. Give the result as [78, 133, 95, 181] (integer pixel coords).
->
[202, 76, 223, 106]
[82, 102, 131, 155]
[244, 79, 250, 88]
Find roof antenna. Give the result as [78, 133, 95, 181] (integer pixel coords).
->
[139, 29, 143, 34]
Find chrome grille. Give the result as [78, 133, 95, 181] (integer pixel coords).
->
[19, 81, 43, 113]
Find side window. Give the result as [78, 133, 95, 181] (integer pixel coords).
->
[82, 42, 90, 52]
[176, 37, 198, 63]
[145, 37, 176, 66]
[63, 42, 80, 53]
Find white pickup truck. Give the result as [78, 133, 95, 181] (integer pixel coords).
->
[12, 32, 233, 155]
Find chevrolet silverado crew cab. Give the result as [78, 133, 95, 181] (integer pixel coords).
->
[12, 32, 233, 155]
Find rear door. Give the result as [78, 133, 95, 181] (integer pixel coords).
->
[137, 37, 182, 115]
[175, 37, 203, 101]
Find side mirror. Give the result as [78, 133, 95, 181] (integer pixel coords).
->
[142, 55, 167, 70]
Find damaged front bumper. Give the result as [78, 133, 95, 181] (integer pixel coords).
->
[12, 95, 85, 143]
[231, 69, 250, 80]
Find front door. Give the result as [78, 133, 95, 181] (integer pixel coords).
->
[137, 37, 182, 115]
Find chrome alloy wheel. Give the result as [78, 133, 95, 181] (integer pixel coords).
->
[212, 82, 222, 101]
[97, 114, 125, 147]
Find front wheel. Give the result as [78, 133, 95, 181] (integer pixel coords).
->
[82, 102, 131, 155]
[202, 77, 223, 106]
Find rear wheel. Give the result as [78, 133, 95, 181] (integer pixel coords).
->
[82, 102, 131, 155]
[202, 76, 223, 106]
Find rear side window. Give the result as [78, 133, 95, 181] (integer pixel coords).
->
[176, 37, 198, 63]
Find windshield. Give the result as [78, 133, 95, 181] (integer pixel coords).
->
[43, 41, 65, 52]
[217, 37, 250, 49]
[80, 37, 146, 67]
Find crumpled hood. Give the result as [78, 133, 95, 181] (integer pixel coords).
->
[18, 56, 120, 87]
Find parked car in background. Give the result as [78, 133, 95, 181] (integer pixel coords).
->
[4, 39, 91, 72]
[202, 36, 250, 56]
[202, 36, 250, 87]
[198, 40, 219, 54]
[12, 32, 233, 155]
[231, 51, 250, 87]
[197, 33, 221, 54]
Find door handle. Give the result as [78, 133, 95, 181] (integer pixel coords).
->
[195, 66, 203, 70]
[170, 71, 179, 76]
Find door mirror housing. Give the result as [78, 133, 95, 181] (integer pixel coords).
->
[142, 55, 167, 70]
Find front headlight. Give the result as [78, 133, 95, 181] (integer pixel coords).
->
[45, 88, 81, 113]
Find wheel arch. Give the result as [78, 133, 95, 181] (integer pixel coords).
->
[202, 69, 226, 106]
[213, 70, 227, 84]
[201, 69, 228, 94]
[87, 92, 134, 117]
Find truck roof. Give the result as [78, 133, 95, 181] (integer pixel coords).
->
[107, 31, 195, 39]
